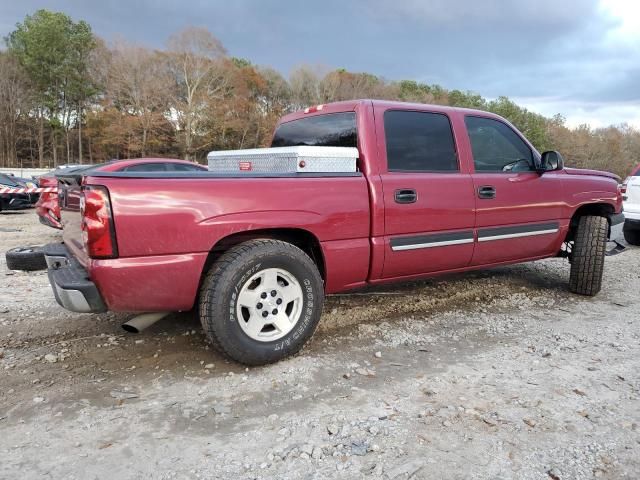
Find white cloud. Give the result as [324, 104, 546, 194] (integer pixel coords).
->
[512, 96, 640, 129]
[508, 3, 640, 128]
[599, 0, 640, 44]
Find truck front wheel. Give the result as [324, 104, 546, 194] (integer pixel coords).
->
[199, 239, 324, 365]
[568, 215, 607, 296]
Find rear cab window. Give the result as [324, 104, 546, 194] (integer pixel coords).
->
[271, 112, 357, 147]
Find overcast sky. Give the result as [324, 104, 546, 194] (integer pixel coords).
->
[2, 0, 639, 128]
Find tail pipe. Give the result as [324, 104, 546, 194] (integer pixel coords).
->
[122, 312, 170, 333]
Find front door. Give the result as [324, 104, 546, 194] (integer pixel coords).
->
[377, 108, 476, 278]
[464, 115, 564, 265]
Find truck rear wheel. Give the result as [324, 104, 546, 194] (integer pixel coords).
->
[569, 215, 607, 296]
[199, 239, 324, 365]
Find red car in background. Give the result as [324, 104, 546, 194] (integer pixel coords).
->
[36, 158, 207, 229]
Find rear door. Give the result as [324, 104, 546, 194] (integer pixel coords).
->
[464, 115, 564, 265]
[377, 108, 476, 278]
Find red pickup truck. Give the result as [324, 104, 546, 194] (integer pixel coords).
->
[45, 100, 624, 365]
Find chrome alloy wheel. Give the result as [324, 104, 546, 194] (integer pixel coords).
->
[236, 267, 304, 342]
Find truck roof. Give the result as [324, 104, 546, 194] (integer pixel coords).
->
[278, 99, 506, 125]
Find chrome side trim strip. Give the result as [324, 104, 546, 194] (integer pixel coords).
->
[391, 238, 474, 251]
[477, 228, 559, 242]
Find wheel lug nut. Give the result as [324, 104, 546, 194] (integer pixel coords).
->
[256, 303, 263, 309]
[270, 290, 277, 297]
[261, 292, 267, 299]
[276, 298, 282, 305]
[262, 311, 269, 318]
[272, 309, 278, 315]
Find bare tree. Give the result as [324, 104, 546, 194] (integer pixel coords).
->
[166, 26, 228, 159]
[108, 41, 173, 156]
[289, 65, 324, 110]
[258, 67, 291, 114]
[0, 53, 33, 167]
[76, 37, 110, 162]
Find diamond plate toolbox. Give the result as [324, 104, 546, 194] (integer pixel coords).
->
[207, 146, 358, 174]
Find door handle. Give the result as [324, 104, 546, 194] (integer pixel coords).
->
[394, 189, 417, 204]
[477, 185, 496, 199]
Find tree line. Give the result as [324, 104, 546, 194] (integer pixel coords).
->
[0, 9, 638, 178]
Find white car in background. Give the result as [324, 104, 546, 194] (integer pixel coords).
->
[622, 164, 640, 245]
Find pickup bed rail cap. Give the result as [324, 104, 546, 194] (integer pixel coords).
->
[83, 171, 363, 179]
[207, 146, 359, 159]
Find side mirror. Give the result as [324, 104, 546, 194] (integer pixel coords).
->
[539, 151, 564, 172]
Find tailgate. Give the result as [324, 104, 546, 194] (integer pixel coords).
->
[57, 173, 90, 266]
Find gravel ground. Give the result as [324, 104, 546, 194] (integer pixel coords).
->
[1, 210, 639, 480]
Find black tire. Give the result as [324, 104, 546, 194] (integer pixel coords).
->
[623, 222, 640, 246]
[199, 239, 324, 366]
[569, 216, 607, 296]
[5, 246, 47, 271]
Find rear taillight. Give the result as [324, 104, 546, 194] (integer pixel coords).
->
[80, 185, 118, 259]
[620, 177, 629, 201]
[620, 177, 629, 195]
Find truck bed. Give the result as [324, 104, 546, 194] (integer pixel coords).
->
[57, 170, 371, 311]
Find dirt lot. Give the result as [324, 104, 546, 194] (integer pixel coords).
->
[1, 210, 639, 480]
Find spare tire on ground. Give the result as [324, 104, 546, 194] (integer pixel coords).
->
[5, 246, 47, 271]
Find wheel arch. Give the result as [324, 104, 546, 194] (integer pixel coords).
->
[566, 202, 615, 241]
[198, 227, 326, 291]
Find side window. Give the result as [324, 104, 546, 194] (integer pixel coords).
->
[384, 110, 458, 172]
[122, 163, 168, 172]
[465, 116, 534, 172]
[171, 163, 205, 171]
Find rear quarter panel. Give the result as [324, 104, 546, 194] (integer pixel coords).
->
[85, 175, 371, 311]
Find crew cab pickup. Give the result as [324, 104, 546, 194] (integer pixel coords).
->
[46, 100, 624, 365]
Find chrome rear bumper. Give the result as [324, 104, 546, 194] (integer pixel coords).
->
[44, 243, 107, 313]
